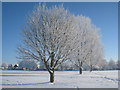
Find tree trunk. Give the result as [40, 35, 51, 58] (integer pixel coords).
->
[79, 67, 82, 74]
[50, 72, 54, 83]
[79, 61, 83, 74]
[90, 65, 92, 72]
[50, 52, 55, 83]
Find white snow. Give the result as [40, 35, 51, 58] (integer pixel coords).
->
[1, 70, 119, 88]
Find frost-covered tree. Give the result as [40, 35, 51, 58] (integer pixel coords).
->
[58, 60, 77, 70]
[8, 64, 14, 70]
[86, 28, 104, 72]
[97, 59, 108, 70]
[1, 63, 8, 69]
[69, 16, 91, 74]
[70, 16, 103, 74]
[108, 59, 117, 70]
[19, 60, 38, 70]
[117, 60, 120, 70]
[17, 4, 77, 83]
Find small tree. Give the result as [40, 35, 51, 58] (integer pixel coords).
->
[8, 64, 14, 70]
[1, 63, 8, 69]
[117, 60, 120, 70]
[97, 59, 108, 70]
[108, 59, 117, 70]
[19, 60, 38, 70]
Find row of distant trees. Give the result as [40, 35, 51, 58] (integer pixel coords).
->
[0, 60, 41, 70]
[1, 59, 119, 71]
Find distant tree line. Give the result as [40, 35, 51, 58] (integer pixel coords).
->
[57, 59, 119, 71]
[1, 59, 119, 71]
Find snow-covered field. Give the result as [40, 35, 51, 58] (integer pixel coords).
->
[1, 70, 119, 88]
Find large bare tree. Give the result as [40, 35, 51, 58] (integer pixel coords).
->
[17, 4, 77, 83]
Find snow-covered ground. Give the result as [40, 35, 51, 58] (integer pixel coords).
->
[1, 70, 119, 88]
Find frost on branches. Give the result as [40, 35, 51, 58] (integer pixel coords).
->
[70, 16, 104, 74]
[17, 4, 104, 82]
